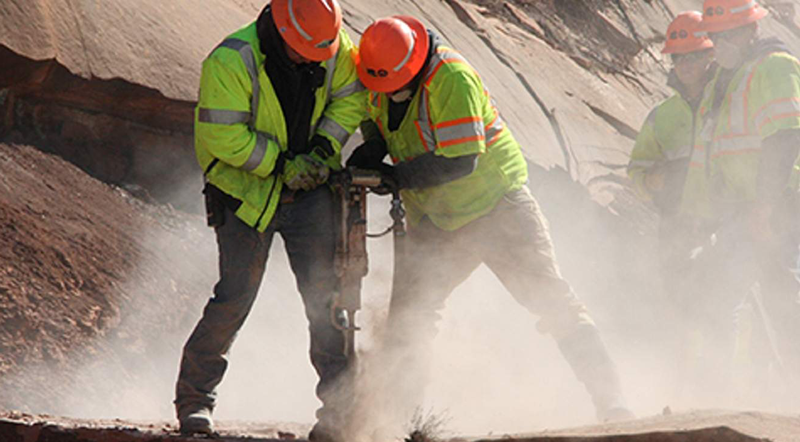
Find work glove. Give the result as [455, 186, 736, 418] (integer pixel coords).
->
[307, 134, 335, 165]
[282, 153, 330, 191]
[346, 139, 400, 194]
[346, 138, 388, 170]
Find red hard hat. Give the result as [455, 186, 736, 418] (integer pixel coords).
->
[272, 0, 342, 62]
[698, 0, 768, 34]
[355, 16, 430, 93]
[662, 11, 714, 54]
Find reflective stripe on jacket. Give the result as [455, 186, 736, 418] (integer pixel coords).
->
[195, 23, 366, 231]
[367, 45, 527, 231]
[628, 93, 713, 220]
[689, 51, 800, 215]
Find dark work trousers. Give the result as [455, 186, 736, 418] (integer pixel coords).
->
[660, 195, 800, 404]
[688, 216, 800, 391]
[174, 185, 350, 430]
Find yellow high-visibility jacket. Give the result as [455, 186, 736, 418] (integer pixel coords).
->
[366, 44, 528, 231]
[690, 50, 800, 217]
[628, 88, 712, 220]
[195, 23, 366, 231]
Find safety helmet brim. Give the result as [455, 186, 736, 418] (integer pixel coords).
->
[662, 38, 714, 54]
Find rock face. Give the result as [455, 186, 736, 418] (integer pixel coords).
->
[2, 0, 800, 433]
[0, 143, 214, 413]
[2, 0, 799, 207]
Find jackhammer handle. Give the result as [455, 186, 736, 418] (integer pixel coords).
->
[346, 168, 384, 188]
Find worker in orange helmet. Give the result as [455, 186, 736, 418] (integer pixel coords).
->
[347, 15, 634, 432]
[175, 0, 367, 440]
[626, 12, 719, 399]
[685, 0, 800, 394]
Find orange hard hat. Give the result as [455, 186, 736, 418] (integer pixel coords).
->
[698, 0, 768, 34]
[272, 0, 342, 62]
[662, 11, 713, 54]
[355, 16, 430, 93]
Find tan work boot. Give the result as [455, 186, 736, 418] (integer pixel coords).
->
[598, 405, 636, 422]
[178, 405, 214, 436]
[308, 420, 346, 442]
[555, 324, 636, 423]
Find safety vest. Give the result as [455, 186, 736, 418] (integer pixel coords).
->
[688, 51, 800, 216]
[628, 92, 712, 220]
[629, 93, 696, 197]
[366, 46, 528, 231]
[195, 23, 366, 232]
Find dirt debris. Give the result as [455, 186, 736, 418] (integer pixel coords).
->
[0, 143, 213, 415]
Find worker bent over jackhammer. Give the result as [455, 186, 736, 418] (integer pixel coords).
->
[347, 15, 635, 437]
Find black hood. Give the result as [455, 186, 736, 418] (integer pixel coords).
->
[255, 5, 326, 155]
[746, 36, 793, 61]
[386, 29, 445, 131]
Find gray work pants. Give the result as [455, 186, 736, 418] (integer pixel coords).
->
[380, 186, 624, 422]
[174, 186, 350, 430]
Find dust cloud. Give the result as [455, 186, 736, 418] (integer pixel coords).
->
[16, 158, 799, 439]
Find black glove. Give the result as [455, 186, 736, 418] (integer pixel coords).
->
[308, 134, 335, 161]
[346, 139, 388, 169]
[371, 163, 402, 195]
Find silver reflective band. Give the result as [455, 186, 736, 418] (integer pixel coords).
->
[325, 53, 337, 102]
[242, 132, 271, 171]
[289, 0, 313, 41]
[318, 117, 350, 145]
[218, 38, 260, 130]
[714, 135, 760, 153]
[198, 108, 251, 125]
[754, 99, 800, 131]
[393, 28, 416, 72]
[730, 1, 756, 14]
[485, 116, 504, 143]
[435, 120, 484, 143]
[417, 88, 435, 150]
[331, 80, 366, 99]
[694, 31, 708, 38]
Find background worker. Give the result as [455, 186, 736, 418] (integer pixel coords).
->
[626, 12, 718, 396]
[174, 0, 366, 440]
[347, 15, 634, 433]
[685, 0, 800, 395]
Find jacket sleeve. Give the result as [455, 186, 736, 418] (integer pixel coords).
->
[751, 54, 800, 140]
[751, 55, 800, 199]
[627, 107, 664, 200]
[195, 53, 281, 178]
[427, 67, 487, 158]
[315, 30, 368, 158]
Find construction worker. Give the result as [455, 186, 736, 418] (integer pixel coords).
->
[174, 0, 365, 440]
[626, 12, 718, 394]
[347, 16, 634, 429]
[628, 12, 715, 220]
[686, 0, 800, 391]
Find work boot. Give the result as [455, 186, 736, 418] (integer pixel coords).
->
[597, 404, 636, 422]
[308, 423, 343, 442]
[555, 324, 635, 423]
[178, 405, 214, 436]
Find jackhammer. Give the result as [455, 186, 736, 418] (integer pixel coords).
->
[329, 168, 406, 361]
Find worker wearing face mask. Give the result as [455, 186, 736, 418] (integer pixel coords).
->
[686, 0, 800, 388]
